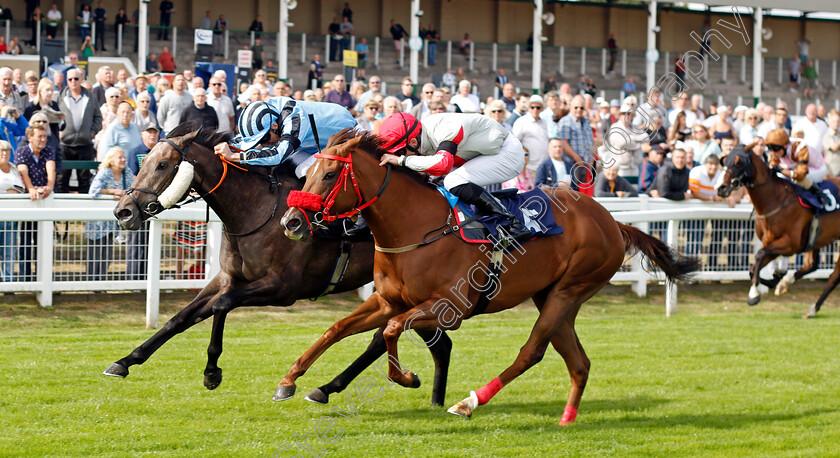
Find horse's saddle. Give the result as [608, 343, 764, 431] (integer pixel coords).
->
[437, 187, 564, 244]
[792, 181, 840, 216]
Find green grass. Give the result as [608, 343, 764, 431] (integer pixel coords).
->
[1, 282, 840, 456]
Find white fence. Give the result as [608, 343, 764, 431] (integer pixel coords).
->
[1, 195, 838, 324]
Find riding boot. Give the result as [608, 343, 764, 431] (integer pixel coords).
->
[809, 185, 830, 208]
[472, 189, 532, 243]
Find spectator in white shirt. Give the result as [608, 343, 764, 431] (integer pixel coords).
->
[738, 108, 761, 145]
[792, 103, 828, 156]
[449, 79, 480, 113]
[512, 94, 549, 172]
[206, 76, 234, 132]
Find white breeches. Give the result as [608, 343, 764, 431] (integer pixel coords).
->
[443, 135, 526, 189]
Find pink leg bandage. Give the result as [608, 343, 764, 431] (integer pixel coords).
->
[474, 377, 503, 405]
[559, 405, 578, 425]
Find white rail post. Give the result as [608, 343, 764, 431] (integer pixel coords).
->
[36, 217, 54, 307]
[559, 46, 564, 76]
[447, 40, 452, 70]
[737, 95, 743, 107]
[777, 57, 783, 86]
[172, 27, 177, 58]
[722, 54, 728, 83]
[580, 47, 586, 75]
[250, 31, 255, 47]
[491, 43, 497, 72]
[632, 195, 649, 298]
[665, 219, 678, 316]
[621, 49, 626, 77]
[514, 44, 520, 74]
[301, 33, 306, 64]
[663, 51, 669, 76]
[399, 38, 405, 68]
[374, 36, 380, 68]
[117, 24, 122, 55]
[796, 98, 801, 116]
[91, 22, 96, 48]
[5, 20, 9, 46]
[207, 220, 223, 278]
[36, 20, 41, 52]
[224, 29, 229, 61]
[833, 60, 837, 88]
[146, 220, 162, 329]
[424, 39, 429, 68]
[740, 55, 746, 83]
[325, 34, 330, 64]
[600, 48, 606, 77]
[703, 55, 708, 81]
[64, 22, 68, 55]
[469, 42, 474, 72]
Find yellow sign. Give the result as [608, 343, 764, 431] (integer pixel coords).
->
[342, 50, 358, 68]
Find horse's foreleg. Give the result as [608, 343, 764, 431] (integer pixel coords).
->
[204, 272, 291, 390]
[777, 249, 819, 296]
[749, 248, 778, 306]
[804, 255, 840, 318]
[274, 292, 394, 401]
[103, 275, 225, 377]
[306, 327, 451, 406]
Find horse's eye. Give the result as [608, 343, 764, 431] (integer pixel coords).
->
[323, 171, 336, 180]
[157, 162, 168, 170]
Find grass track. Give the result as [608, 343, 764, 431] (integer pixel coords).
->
[1, 282, 839, 456]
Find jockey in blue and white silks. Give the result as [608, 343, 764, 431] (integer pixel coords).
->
[215, 97, 356, 177]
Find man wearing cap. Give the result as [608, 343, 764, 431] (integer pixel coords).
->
[127, 122, 160, 175]
[765, 128, 830, 207]
[377, 112, 531, 241]
[600, 98, 648, 186]
[214, 97, 356, 179]
[512, 94, 549, 172]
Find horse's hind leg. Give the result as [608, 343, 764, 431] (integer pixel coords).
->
[103, 275, 224, 377]
[777, 249, 819, 296]
[804, 254, 840, 319]
[204, 273, 291, 390]
[307, 327, 451, 406]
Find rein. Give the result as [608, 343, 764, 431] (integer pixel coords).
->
[128, 137, 282, 237]
[722, 154, 794, 221]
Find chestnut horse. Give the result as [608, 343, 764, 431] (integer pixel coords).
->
[107, 124, 453, 406]
[717, 146, 840, 318]
[277, 130, 698, 425]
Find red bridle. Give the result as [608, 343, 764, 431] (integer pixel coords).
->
[286, 151, 391, 232]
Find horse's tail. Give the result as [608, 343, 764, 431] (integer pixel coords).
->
[617, 222, 700, 283]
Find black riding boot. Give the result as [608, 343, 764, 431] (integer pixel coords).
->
[472, 189, 532, 243]
[809, 185, 830, 208]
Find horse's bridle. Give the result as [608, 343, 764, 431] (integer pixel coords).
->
[286, 151, 391, 234]
[126, 138, 193, 219]
[722, 150, 794, 219]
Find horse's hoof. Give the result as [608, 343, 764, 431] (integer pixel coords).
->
[410, 373, 421, 389]
[802, 304, 818, 319]
[305, 388, 329, 405]
[204, 369, 222, 390]
[447, 392, 478, 419]
[103, 362, 129, 378]
[447, 402, 473, 419]
[747, 295, 761, 306]
[273, 384, 296, 402]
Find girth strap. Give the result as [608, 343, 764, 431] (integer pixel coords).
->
[804, 216, 822, 252]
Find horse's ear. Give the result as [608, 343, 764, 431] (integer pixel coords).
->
[732, 155, 741, 166]
[719, 155, 725, 167]
[177, 130, 200, 148]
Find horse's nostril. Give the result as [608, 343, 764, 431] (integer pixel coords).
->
[117, 208, 133, 220]
[287, 218, 301, 231]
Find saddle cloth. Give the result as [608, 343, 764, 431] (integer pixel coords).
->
[792, 181, 840, 216]
[437, 187, 564, 244]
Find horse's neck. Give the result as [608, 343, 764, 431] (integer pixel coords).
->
[354, 152, 450, 248]
[747, 157, 787, 215]
[191, 149, 280, 230]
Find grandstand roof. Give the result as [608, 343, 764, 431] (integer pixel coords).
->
[549, 1, 840, 15]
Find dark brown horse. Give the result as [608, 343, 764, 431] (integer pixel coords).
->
[107, 124, 452, 406]
[717, 145, 840, 318]
[276, 129, 697, 425]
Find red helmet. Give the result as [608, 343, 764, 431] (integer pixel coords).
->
[378, 113, 422, 153]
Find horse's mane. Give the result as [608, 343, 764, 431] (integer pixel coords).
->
[326, 128, 437, 189]
[167, 121, 234, 149]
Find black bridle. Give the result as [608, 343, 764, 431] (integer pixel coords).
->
[126, 138, 192, 219]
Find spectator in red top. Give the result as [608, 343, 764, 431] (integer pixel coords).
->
[158, 46, 175, 73]
[674, 53, 686, 93]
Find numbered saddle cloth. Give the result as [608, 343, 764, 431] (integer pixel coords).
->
[793, 181, 840, 216]
[437, 187, 564, 244]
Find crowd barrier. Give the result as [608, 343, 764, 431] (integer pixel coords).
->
[1, 194, 838, 325]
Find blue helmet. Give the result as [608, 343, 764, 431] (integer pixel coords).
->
[235, 101, 282, 150]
